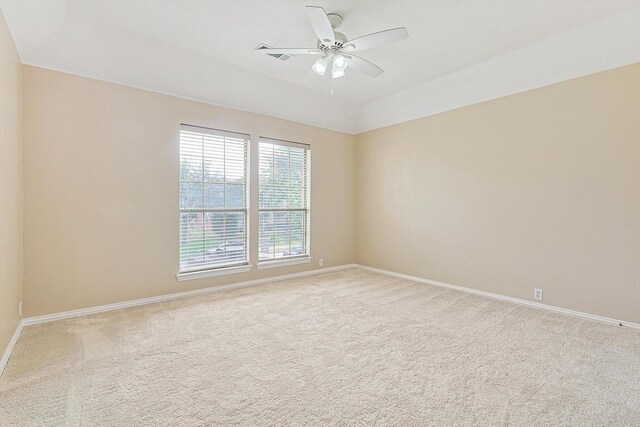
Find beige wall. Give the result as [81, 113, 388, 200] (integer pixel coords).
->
[0, 11, 23, 353]
[23, 66, 356, 316]
[17, 60, 640, 324]
[356, 63, 640, 324]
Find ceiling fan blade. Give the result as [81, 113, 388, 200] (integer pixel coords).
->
[343, 27, 408, 52]
[306, 6, 335, 46]
[344, 54, 383, 77]
[256, 48, 322, 55]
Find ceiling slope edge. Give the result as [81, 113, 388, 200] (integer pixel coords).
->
[356, 8, 640, 134]
[0, 0, 360, 135]
[23, 62, 361, 136]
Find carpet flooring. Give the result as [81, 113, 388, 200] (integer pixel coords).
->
[1, 268, 639, 426]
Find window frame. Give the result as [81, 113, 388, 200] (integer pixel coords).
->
[257, 137, 311, 266]
[177, 124, 251, 277]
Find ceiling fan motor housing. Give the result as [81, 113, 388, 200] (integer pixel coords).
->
[318, 31, 348, 51]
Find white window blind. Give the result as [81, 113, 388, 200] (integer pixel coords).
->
[259, 138, 311, 261]
[179, 125, 249, 272]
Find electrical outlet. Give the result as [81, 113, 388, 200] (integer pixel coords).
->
[319, 258, 324, 267]
[534, 288, 543, 301]
[19, 301, 23, 317]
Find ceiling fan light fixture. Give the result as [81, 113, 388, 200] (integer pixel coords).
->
[331, 68, 346, 79]
[312, 56, 329, 75]
[331, 53, 347, 78]
[333, 53, 348, 71]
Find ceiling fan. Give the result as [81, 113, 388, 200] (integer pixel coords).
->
[257, 6, 408, 79]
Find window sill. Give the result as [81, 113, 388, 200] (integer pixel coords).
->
[257, 257, 311, 270]
[176, 264, 253, 281]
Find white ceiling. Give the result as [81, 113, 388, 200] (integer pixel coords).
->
[2, 0, 640, 133]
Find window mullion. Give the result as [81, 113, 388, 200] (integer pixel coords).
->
[201, 133, 205, 266]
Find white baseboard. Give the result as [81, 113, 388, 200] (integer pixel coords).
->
[0, 320, 24, 377]
[5, 261, 636, 379]
[22, 264, 358, 326]
[356, 264, 640, 330]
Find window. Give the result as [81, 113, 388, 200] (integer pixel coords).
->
[259, 138, 311, 262]
[179, 125, 249, 273]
